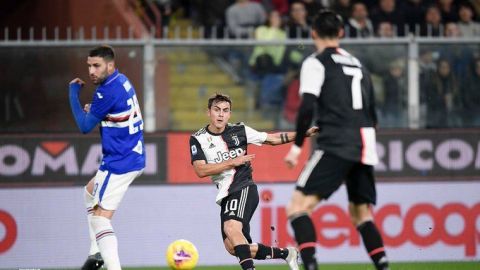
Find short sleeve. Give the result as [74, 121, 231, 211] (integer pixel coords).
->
[299, 56, 325, 97]
[190, 136, 206, 164]
[89, 87, 118, 120]
[245, 125, 267, 145]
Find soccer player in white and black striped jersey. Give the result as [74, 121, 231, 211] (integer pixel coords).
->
[190, 94, 318, 270]
[284, 10, 389, 270]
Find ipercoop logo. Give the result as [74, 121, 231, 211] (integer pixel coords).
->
[0, 139, 158, 179]
[259, 189, 480, 257]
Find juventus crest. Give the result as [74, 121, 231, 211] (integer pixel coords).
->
[231, 134, 240, 146]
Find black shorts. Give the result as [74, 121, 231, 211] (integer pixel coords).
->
[220, 184, 259, 243]
[296, 150, 377, 204]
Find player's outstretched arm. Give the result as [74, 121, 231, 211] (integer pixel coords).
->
[192, 154, 255, 178]
[263, 126, 319, 146]
[68, 78, 101, 134]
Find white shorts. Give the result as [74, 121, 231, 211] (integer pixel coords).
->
[91, 169, 143, 210]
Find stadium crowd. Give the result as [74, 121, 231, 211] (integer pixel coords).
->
[139, 0, 480, 129]
[150, 0, 480, 38]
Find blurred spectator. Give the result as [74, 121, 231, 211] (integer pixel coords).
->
[249, 10, 287, 73]
[331, 0, 352, 21]
[438, 0, 458, 23]
[370, 0, 406, 36]
[226, 0, 266, 38]
[286, 1, 310, 38]
[281, 77, 301, 128]
[248, 10, 287, 122]
[192, 0, 233, 38]
[425, 59, 461, 127]
[461, 58, 480, 126]
[403, 0, 431, 31]
[420, 5, 443, 36]
[419, 49, 437, 118]
[150, 0, 175, 28]
[457, 2, 480, 37]
[469, 0, 480, 18]
[253, 0, 289, 17]
[445, 21, 461, 37]
[381, 59, 407, 128]
[301, 0, 325, 23]
[346, 2, 374, 37]
[377, 21, 395, 37]
[362, 0, 378, 10]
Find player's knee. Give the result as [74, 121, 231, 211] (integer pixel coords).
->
[224, 243, 235, 255]
[286, 200, 313, 217]
[349, 204, 372, 226]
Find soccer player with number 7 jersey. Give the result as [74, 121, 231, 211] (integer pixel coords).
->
[284, 10, 389, 270]
[68, 45, 145, 270]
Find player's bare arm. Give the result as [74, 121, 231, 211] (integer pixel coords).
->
[192, 154, 255, 178]
[263, 126, 319, 146]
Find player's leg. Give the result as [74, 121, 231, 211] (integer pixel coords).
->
[243, 185, 299, 269]
[346, 164, 389, 270]
[90, 169, 142, 270]
[220, 186, 258, 269]
[286, 191, 320, 270]
[287, 151, 353, 270]
[81, 177, 104, 270]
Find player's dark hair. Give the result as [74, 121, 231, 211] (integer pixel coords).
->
[208, 93, 232, 110]
[89, 45, 115, 61]
[312, 10, 344, 39]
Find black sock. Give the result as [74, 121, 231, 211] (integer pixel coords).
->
[290, 213, 318, 270]
[254, 243, 289, 260]
[357, 221, 389, 270]
[234, 244, 255, 270]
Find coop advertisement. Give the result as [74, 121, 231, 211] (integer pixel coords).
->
[0, 182, 479, 268]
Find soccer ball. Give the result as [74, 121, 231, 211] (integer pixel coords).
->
[166, 239, 199, 269]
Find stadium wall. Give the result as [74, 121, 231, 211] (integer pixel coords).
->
[0, 182, 479, 268]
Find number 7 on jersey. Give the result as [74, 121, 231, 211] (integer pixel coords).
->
[342, 66, 363, 110]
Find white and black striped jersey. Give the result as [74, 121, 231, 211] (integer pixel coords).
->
[190, 123, 267, 204]
[299, 47, 378, 165]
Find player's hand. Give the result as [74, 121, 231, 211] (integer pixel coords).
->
[231, 154, 255, 167]
[284, 144, 302, 168]
[69, 78, 85, 88]
[306, 126, 320, 137]
[83, 103, 91, 113]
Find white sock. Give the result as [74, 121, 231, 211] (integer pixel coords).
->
[84, 188, 99, 255]
[91, 215, 121, 270]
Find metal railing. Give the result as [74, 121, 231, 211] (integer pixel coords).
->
[1, 34, 479, 132]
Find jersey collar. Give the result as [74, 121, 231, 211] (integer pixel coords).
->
[102, 69, 119, 86]
[206, 124, 229, 136]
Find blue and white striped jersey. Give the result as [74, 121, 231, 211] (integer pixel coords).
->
[90, 69, 145, 173]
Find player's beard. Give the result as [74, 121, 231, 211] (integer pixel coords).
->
[91, 68, 109, 85]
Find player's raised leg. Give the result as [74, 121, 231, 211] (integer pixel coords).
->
[223, 220, 256, 270]
[81, 178, 104, 270]
[250, 243, 299, 270]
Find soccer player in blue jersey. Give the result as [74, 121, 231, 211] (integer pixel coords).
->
[69, 45, 145, 270]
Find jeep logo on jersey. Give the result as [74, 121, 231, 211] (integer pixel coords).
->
[231, 134, 240, 146]
[214, 148, 245, 163]
[0, 136, 161, 184]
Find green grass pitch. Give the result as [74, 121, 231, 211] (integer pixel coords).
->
[121, 261, 479, 270]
